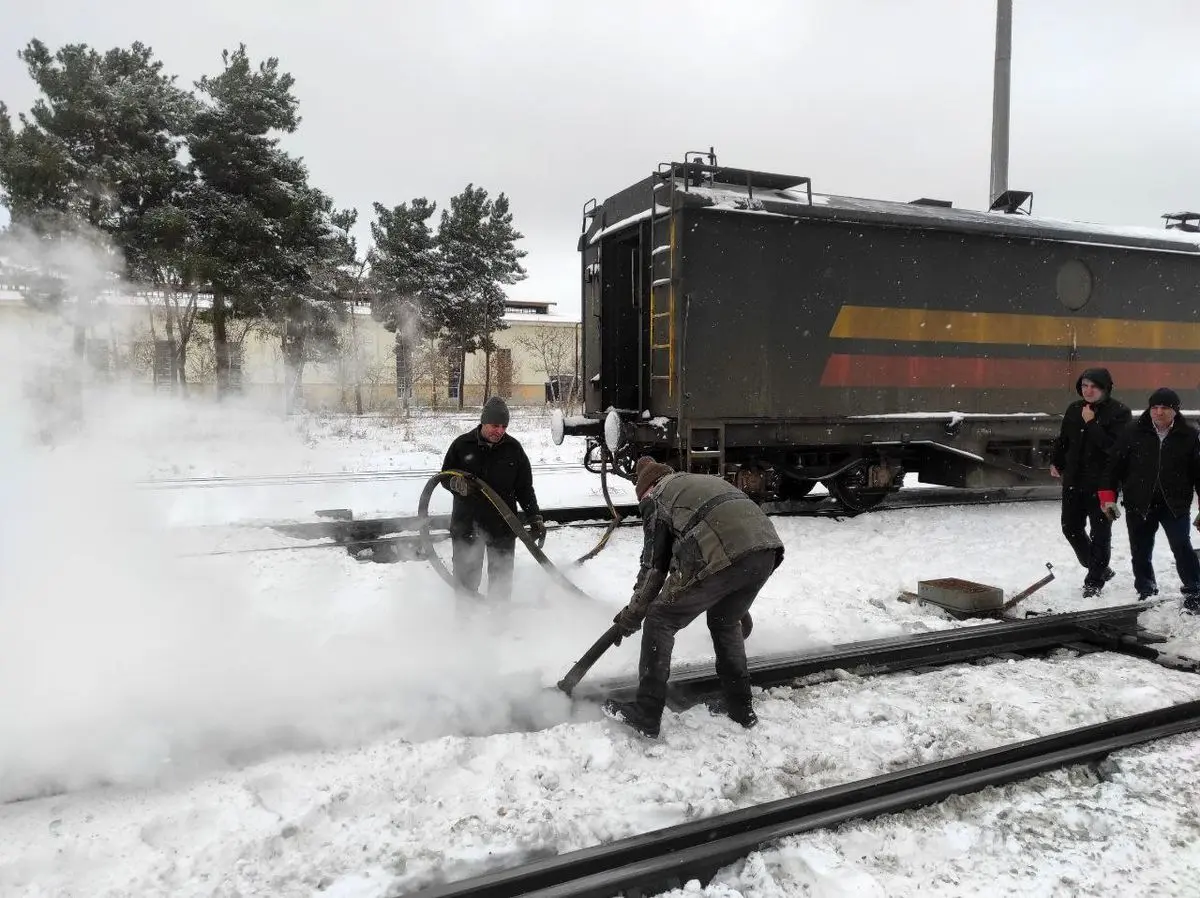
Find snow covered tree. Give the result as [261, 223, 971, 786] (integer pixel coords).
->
[427, 184, 526, 408]
[187, 45, 309, 397]
[266, 199, 356, 414]
[0, 39, 195, 354]
[368, 197, 440, 407]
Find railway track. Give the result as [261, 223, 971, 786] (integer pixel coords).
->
[411, 602, 1200, 898]
[191, 483, 1059, 561]
[413, 699, 1200, 898]
[136, 463, 581, 490]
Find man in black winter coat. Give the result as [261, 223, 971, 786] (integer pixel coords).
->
[441, 397, 544, 600]
[1050, 368, 1132, 597]
[1099, 387, 1200, 613]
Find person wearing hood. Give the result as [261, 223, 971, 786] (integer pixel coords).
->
[441, 397, 544, 600]
[1099, 387, 1200, 612]
[603, 457, 784, 738]
[1049, 368, 1132, 597]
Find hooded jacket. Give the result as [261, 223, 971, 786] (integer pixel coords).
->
[626, 472, 784, 614]
[1050, 367, 1132, 490]
[1102, 409, 1200, 518]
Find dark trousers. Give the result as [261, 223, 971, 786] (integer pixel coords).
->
[451, 526, 516, 600]
[1061, 487, 1112, 586]
[1125, 502, 1200, 597]
[635, 549, 779, 716]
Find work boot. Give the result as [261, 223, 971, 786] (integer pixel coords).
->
[1182, 591, 1200, 615]
[603, 699, 661, 738]
[1138, 586, 1159, 602]
[1081, 582, 1101, 599]
[705, 695, 758, 729]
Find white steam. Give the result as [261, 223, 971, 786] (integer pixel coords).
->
[0, 235, 592, 804]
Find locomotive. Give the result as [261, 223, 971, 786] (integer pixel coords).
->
[551, 151, 1200, 510]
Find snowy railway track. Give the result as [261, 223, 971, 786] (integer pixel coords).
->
[413, 605, 1200, 898]
[189, 484, 1060, 559]
[135, 462, 579, 490]
[413, 697, 1200, 898]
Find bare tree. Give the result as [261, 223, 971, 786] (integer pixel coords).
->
[515, 325, 580, 412]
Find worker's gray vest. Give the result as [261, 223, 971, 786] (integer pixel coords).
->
[646, 472, 783, 595]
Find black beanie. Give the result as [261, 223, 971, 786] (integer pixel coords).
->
[481, 396, 510, 426]
[1148, 387, 1181, 410]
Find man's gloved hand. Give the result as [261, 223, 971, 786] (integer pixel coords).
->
[1098, 490, 1121, 522]
[448, 475, 474, 496]
[612, 604, 645, 646]
[527, 515, 546, 543]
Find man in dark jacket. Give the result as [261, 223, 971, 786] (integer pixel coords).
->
[441, 397, 544, 600]
[1099, 387, 1200, 612]
[604, 457, 784, 738]
[1050, 368, 1132, 597]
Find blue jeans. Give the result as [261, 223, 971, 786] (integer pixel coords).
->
[1125, 503, 1200, 596]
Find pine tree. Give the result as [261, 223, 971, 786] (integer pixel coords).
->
[427, 184, 526, 408]
[188, 45, 307, 397]
[368, 198, 441, 406]
[0, 39, 194, 355]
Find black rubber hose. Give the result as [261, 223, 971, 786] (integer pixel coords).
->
[573, 443, 626, 566]
[417, 469, 620, 694]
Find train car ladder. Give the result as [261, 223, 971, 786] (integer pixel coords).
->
[648, 169, 677, 400]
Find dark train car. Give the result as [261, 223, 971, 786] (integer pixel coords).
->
[553, 154, 1200, 509]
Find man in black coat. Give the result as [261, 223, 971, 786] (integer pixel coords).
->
[1050, 368, 1132, 597]
[441, 397, 544, 600]
[1099, 387, 1200, 612]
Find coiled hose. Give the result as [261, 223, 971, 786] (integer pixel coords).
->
[417, 469, 619, 694]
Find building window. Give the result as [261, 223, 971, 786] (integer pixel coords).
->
[153, 339, 174, 384]
[448, 362, 461, 400]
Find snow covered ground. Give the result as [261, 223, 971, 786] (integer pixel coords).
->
[3, 386, 1200, 897]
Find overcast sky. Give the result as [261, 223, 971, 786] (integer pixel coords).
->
[2, 0, 1197, 315]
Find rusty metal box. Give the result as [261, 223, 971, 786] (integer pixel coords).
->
[917, 577, 1005, 613]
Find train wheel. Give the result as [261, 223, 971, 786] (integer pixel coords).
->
[830, 462, 891, 512]
[778, 478, 815, 500]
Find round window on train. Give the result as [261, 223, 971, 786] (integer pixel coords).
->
[1056, 259, 1093, 311]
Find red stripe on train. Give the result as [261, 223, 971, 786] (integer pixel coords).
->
[819, 355, 1200, 389]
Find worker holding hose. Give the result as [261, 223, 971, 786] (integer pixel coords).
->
[605, 457, 784, 737]
[442, 397, 545, 600]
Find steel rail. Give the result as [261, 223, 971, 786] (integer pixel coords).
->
[412, 698, 1200, 898]
[574, 602, 1151, 709]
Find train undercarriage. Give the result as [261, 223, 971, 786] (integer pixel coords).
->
[554, 409, 1059, 512]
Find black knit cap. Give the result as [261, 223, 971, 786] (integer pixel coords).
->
[1148, 387, 1181, 410]
[481, 396, 510, 426]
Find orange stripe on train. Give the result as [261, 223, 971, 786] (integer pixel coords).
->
[819, 355, 1200, 389]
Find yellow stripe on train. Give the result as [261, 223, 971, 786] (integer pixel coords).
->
[829, 305, 1200, 350]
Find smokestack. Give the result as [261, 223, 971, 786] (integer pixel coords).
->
[989, 0, 1013, 207]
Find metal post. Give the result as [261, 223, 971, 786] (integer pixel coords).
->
[989, 0, 1013, 207]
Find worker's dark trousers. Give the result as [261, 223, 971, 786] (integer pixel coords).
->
[635, 549, 778, 719]
[1061, 486, 1112, 587]
[451, 526, 516, 600]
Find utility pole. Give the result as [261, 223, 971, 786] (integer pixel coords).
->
[989, 0, 1013, 206]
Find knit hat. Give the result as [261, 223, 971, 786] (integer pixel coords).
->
[480, 396, 510, 427]
[634, 456, 674, 500]
[1148, 387, 1181, 410]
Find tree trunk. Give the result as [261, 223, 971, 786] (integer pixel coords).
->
[282, 326, 306, 416]
[483, 344, 492, 403]
[213, 289, 230, 398]
[457, 342, 467, 411]
[164, 298, 180, 394]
